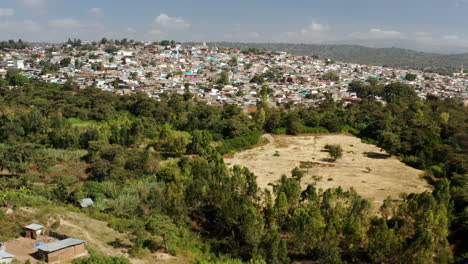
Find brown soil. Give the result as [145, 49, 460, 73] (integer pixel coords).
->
[225, 134, 429, 208]
[5, 236, 59, 263]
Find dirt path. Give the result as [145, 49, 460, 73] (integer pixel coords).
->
[60, 219, 121, 257]
[226, 134, 429, 208]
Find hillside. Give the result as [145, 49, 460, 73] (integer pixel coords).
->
[0, 75, 466, 263]
[209, 42, 467, 72]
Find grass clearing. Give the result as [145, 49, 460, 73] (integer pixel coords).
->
[225, 134, 429, 207]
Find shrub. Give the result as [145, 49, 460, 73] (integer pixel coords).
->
[273, 127, 288, 135]
[324, 144, 343, 161]
[302, 126, 329, 134]
[217, 131, 261, 154]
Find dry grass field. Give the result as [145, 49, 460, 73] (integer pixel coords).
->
[225, 134, 430, 207]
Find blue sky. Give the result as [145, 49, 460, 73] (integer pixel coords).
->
[0, 0, 467, 53]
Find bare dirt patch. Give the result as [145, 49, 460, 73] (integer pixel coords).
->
[225, 134, 429, 207]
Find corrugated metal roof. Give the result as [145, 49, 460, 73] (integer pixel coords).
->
[0, 250, 15, 258]
[25, 223, 44, 230]
[79, 198, 94, 208]
[36, 238, 85, 253]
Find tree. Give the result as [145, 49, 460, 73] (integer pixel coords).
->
[5, 70, 28, 86]
[217, 71, 230, 85]
[323, 71, 340, 82]
[146, 215, 179, 254]
[60, 57, 72, 67]
[160, 40, 171, 46]
[105, 46, 119, 53]
[325, 144, 343, 161]
[383, 82, 417, 102]
[405, 73, 417, 81]
[228, 56, 238, 67]
[291, 167, 304, 183]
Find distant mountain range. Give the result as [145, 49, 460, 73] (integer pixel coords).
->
[208, 42, 467, 73]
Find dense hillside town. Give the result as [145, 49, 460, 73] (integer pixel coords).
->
[1, 39, 466, 108]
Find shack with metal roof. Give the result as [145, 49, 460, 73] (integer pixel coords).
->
[36, 238, 87, 264]
[0, 251, 15, 264]
[24, 223, 44, 240]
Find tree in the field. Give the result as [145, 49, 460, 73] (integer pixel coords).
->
[325, 144, 343, 161]
[291, 167, 304, 183]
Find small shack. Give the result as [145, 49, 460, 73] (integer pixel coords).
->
[24, 223, 44, 239]
[78, 198, 94, 208]
[0, 251, 15, 264]
[36, 238, 87, 264]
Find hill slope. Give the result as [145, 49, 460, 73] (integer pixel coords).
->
[209, 42, 467, 72]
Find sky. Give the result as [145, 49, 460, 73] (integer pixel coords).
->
[0, 0, 468, 54]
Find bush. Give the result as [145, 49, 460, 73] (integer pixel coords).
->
[108, 218, 134, 233]
[217, 131, 261, 154]
[273, 127, 288, 135]
[324, 144, 343, 161]
[302, 126, 329, 134]
[72, 255, 131, 264]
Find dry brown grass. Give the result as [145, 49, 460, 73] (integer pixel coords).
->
[225, 134, 429, 207]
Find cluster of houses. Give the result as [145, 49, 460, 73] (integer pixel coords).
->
[0, 41, 466, 108]
[0, 223, 87, 264]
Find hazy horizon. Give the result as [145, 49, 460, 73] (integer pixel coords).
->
[1, 0, 467, 54]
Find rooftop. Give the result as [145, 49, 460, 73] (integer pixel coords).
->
[0, 250, 15, 259]
[36, 238, 85, 253]
[24, 223, 44, 230]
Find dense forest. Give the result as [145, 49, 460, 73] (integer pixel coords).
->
[208, 42, 468, 73]
[0, 71, 467, 264]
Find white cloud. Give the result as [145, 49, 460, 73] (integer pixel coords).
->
[443, 35, 459, 40]
[0, 8, 14, 17]
[302, 22, 331, 34]
[20, 0, 45, 8]
[89, 8, 103, 16]
[154, 13, 190, 30]
[48, 18, 83, 29]
[350, 28, 403, 39]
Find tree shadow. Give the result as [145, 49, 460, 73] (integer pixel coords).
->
[321, 158, 335, 163]
[363, 152, 390, 159]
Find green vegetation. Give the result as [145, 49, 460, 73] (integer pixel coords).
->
[322, 70, 340, 82]
[72, 255, 131, 264]
[405, 73, 417, 81]
[0, 39, 30, 50]
[324, 144, 343, 161]
[0, 73, 466, 263]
